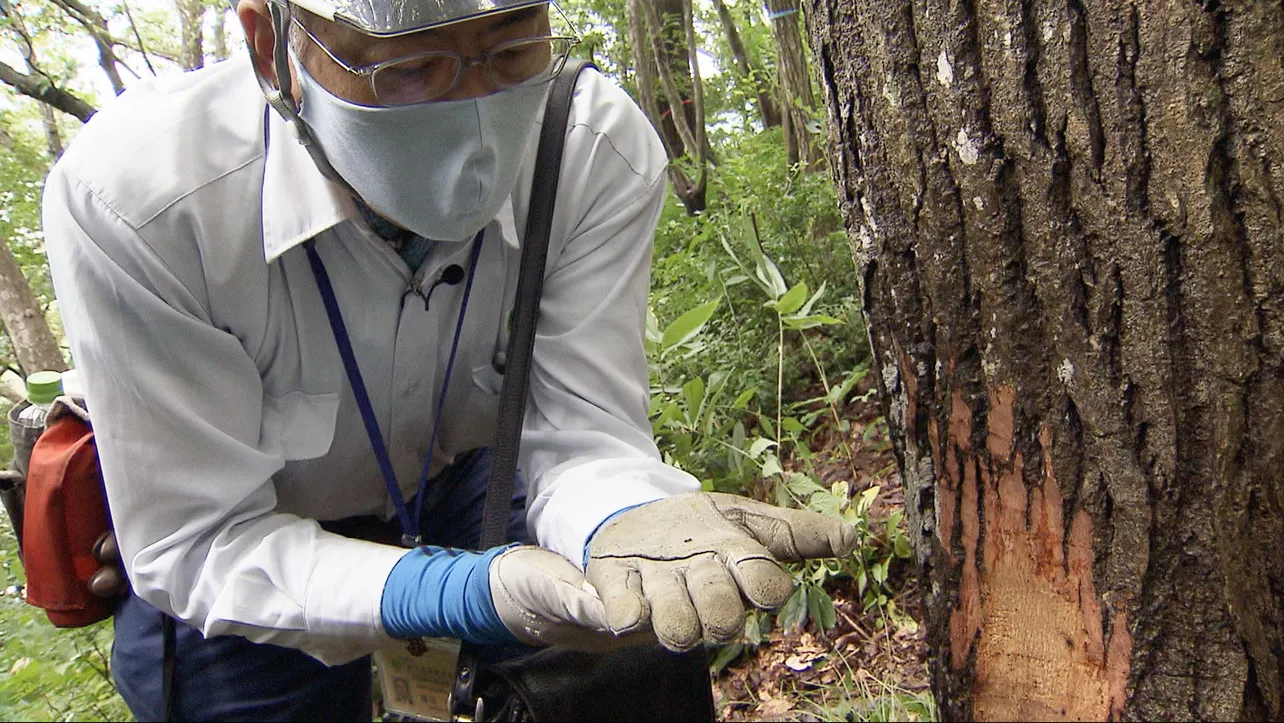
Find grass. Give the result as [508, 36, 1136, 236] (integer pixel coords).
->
[0, 511, 133, 722]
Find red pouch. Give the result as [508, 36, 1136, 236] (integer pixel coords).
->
[21, 399, 114, 627]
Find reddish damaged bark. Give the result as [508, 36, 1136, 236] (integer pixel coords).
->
[806, 0, 1284, 719]
[944, 386, 1130, 720]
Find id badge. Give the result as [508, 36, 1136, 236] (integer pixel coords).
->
[375, 638, 461, 721]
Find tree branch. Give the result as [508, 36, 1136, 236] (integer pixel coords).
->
[0, 60, 96, 122]
[713, 0, 780, 127]
[121, 0, 158, 75]
[680, 0, 708, 199]
[47, 0, 127, 94]
[639, 0, 700, 161]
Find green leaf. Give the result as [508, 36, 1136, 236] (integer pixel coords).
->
[719, 233, 746, 270]
[806, 584, 837, 631]
[759, 453, 784, 478]
[873, 559, 888, 586]
[744, 612, 764, 646]
[807, 489, 843, 518]
[754, 254, 788, 298]
[732, 386, 758, 410]
[778, 584, 808, 633]
[747, 437, 776, 460]
[782, 314, 843, 331]
[660, 301, 719, 354]
[730, 422, 748, 476]
[681, 377, 705, 423]
[709, 642, 745, 675]
[858, 485, 881, 515]
[894, 534, 913, 559]
[759, 417, 776, 440]
[786, 472, 826, 501]
[797, 281, 828, 317]
[707, 370, 729, 397]
[767, 281, 808, 315]
[781, 416, 805, 437]
[645, 308, 662, 346]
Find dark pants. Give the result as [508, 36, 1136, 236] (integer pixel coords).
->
[112, 449, 528, 722]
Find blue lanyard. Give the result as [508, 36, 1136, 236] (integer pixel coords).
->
[305, 230, 485, 547]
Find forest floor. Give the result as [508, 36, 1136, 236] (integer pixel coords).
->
[710, 385, 935, 721]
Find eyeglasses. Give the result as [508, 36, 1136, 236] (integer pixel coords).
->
[292, 20, 578, 106]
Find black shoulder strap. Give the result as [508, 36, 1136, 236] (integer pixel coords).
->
[477, 59, 595, 550]
[451, 59, 594, 723]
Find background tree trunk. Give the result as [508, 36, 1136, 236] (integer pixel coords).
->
[0, 237, 66, 376]
[627, 0, 708, 213]
[713, 0, 781, 129]
[211, 2, 229, 62]
[806, 0, 1284, 720]
[176, 0, 205, 70]
[766, 0, 818, 167]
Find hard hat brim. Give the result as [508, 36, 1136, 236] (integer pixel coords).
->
[287, 0, 552, 37]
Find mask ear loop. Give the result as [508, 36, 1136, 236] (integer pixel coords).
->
[235, 0, 361, 196]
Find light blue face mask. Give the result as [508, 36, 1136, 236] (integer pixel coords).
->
[292, 54, 549, 241]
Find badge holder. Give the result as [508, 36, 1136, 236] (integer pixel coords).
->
[376, 638, 464, 722]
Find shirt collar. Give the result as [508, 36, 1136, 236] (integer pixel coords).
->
[259, 110, 522, 263]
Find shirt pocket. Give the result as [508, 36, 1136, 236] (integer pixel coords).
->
[261, 390, 341, 461]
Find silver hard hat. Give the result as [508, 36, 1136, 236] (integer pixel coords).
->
[282, 0, 551, 37]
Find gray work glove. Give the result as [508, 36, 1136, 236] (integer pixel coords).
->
[586, 492, 859, 651]
[488, 546, 653, 652]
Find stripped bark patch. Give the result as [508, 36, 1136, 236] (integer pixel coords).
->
[929, 417, 954, 563]
[947, 389, 982, 670]
[947, 385, 1131, 721]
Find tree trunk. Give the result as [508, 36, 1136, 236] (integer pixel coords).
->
[713, 0, 780, 129]
[211, 4, 229, 62]
[37, 102, 63, 160]
[627, 0, 708, 213]
[176, 0, 205, 70]
[805, 0, 1284, 720]
[0, 237, 66, 376]
[48, 0, 128, 94]
[766, 0, 818, 167]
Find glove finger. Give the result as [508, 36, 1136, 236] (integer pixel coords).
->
[490, 547, 655, 652]
[728, 556, 794, 610]
[710, 492, 859, 561]
[586, 558, 649, 635]
[88, 565, 127, 598]
[640, 563, 702, 652]
[92, 532, 120, 564]
[684, 559, 746, 643]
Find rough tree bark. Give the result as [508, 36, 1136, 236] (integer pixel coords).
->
[765, 0, 819, 167]
[806, 0, 1284, 720]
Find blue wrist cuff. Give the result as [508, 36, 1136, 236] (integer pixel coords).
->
[381, 545, 519, 645]
[582, 502, 650, 568]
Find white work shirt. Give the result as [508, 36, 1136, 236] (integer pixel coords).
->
[42, 56, 699, 665]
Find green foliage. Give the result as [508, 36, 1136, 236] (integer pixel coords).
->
[0, 511, 132, 722]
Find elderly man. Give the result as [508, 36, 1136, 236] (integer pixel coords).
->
[41, 1, 857, 720]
